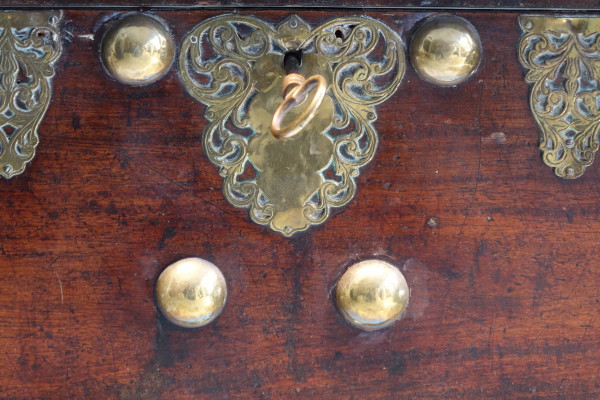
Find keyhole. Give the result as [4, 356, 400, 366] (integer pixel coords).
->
[283, 50, 303, 75]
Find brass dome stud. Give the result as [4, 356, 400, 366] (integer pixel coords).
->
[410, 15, 482, 87]
[335, 259, 409, 331]
[156, 258, 227, 328]
[101, 14, 174, 86]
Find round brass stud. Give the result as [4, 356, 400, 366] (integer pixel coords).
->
[101, 14, 174, 86]
[156, 258, 227, 328]
[335, 259, 409, 331]
[410, 15, 482, 87]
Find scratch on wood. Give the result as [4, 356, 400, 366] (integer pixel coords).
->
[54, 271, 64, 304]
[457, 83, 484, 236]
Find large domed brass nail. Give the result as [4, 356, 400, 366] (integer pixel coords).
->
[335, 259, 409, 331]
[156, 258, 227, 328]
[101, 14, 174, 86]
[410, 15, 482, 87]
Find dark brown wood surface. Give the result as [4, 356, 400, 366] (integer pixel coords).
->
[1, 8, 600, 400]
[3, 1, 600, 10]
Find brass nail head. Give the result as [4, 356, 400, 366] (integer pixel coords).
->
[410, 15, 482, 87]
[156, 258, 227, 328]
[335, 259, 409, 331]
[101, 14, 174, 86]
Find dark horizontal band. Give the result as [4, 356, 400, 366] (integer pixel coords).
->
[2, 0, 599, 11]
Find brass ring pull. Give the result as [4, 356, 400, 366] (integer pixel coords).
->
[270, 73, 327, 140]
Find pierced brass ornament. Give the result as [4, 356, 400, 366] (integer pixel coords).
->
[178, 15, 405, 236]
[0, 11, 62, 179]
[335, 259, 409, 331]
[519, 16, 600, 179]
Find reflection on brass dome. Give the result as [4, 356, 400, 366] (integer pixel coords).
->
[410, 15, 482, 87]
[101, 14, 174, 86]
[335, 259, 409, 331]
[156, 258, 227, 328]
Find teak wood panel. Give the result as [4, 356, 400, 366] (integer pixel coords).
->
[1, 9, 599, 400]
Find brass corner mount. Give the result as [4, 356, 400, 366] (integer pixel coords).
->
[0, 11, 63, 179]
[519, 15, 600, 179]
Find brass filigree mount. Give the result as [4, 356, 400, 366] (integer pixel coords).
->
[178, 15, 405, 236]
[0, 11, 63, 179]
[519, 16, 600, 179]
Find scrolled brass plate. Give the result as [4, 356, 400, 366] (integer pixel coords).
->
[519, 16, 600, 179]
[0, 11, 63, 179]
[178, 15, 405, 236]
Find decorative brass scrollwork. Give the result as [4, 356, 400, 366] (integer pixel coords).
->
[0, 11, 62, 179]
[519, 16, 600, 179]
[179, 15, 405, 236]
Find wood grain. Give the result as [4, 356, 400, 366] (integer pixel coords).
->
[1, 1, 599, 10]
[1, 9, 600, 400]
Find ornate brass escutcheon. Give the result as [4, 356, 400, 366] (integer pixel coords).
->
[178, 15, 405, 236]
[519, 16, 600, 179]
[0, 11, 62, 179]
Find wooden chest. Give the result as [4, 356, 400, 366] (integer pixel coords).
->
[1, 2, 599, 399]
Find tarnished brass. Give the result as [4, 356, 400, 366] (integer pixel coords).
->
[519, 16, 600, 179]
[335, 259, 409, 331]
[156, 258, 227, 328]
[271, 73, 327, 139]
[410, 15, 481, 87]
[0, 11, 62, 179]
[179, 15, 405, 236]
[101, 14, 174, 86]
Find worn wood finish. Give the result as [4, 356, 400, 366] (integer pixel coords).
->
[2, 1, 600, 9]
[1, 9, 600, 399]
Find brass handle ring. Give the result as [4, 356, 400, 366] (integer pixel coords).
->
[270, 73, 327, 140]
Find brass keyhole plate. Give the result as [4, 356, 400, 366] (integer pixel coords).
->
[178, 15, 405, 236]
